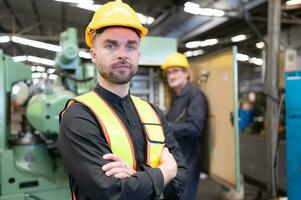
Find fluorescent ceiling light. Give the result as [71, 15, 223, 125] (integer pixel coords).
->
[12, 55, 55, 66]
[27, 56, 55, 66]
[185, 38, 218, 48]
[55, 0, 93, 3]
[76, 3, 154, 25]
[249, 57, 263, 66]
[49, 74, 58, 80]
[184, 51, 193, 57]
[11, 36, 61, 52]
[35, 66, 46, 72]
[32, 72, 48, 79]
[137, 13, 155, 25]
[79, 50, 91, 59]
[231, 34, 247, 42]
[76, 0, 154, 25]
[236, 53, 249, 62]
[184, 49, 203, 57]
[286, 0, 301, 5]
[186, 41, 201, 48]
[256, 42, 265, 49]
[77, 3, 100, 11]
[47, 68, 56, 74]
[201, 38, 218, 46]
[184, 1, 225, 17]
[13, 55, 27, 62]
[0, 36, 10, 43]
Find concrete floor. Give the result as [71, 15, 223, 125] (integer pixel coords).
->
[197, 178, 223, 200]
[196, 177, 287, 200]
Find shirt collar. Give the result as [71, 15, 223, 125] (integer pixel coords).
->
[174, 82, 192, 97]
[94, 83, 131, 105]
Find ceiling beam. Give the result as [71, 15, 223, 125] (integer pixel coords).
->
[31, 0, 45, 35]
[17, 23, 40, 35]
[3, 0, 23, 31]
[61, 3, 66, 31]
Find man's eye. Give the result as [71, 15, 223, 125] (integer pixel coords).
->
[128, 45, 137, 51]
[105, 44, 115, 49]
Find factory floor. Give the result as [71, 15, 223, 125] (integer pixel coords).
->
[196, 176, 287, 200]
[197, 177, 223, 200]
[196, 177, 256, 200]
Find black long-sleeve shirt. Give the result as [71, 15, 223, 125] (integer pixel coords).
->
[166, 82, 207, 175]
[57, 84, 187, 200]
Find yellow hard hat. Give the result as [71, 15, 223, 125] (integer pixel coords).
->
[161, 52, 190, 70]
[85, 0, 148, 48]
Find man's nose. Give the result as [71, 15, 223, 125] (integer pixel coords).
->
[167, 73, 176, 79]
[117, 46, 128, 59]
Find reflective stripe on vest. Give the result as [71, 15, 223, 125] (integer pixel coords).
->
[64, 91, 165, 169]
[131, 96, 165, 168]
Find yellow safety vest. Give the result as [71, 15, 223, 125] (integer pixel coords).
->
[62, 91, 165, 170]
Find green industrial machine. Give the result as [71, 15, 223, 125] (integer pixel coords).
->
[26, 28, 97, 135]
[0, 49, 71, 200]
[0, 28, 97, 200]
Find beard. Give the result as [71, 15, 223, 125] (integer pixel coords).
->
[99, 60, 137, 84]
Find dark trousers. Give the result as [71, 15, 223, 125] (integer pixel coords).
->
[182, 170, 200, 200]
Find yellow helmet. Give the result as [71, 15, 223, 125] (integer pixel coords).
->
[85, 0, 148, 48]
[161, 52, 190, 70]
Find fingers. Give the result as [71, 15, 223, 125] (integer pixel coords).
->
[102, 161, 129, 171]
[104, 166, 135, 177]
[102, 153, 136, 179]
[103, 153, 123, 162]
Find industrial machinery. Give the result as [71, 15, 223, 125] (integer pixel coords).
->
[0, 49, 71, 200]
[0, 28, 96, 200]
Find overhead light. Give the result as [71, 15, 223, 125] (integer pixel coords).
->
[184, 49, 203, 57]
[11, 36, 61, 52]
[137, 13, 155, 25]
[184, 51, 193, 57]
[79, 50, 91, 59]
[35, 66, 46, 72]
[184, 1, 225, 17]
[77, 3, 100, 11]
[249, 57, 263, 66]
[186, 41, 202, 48]
[75, 1, 154, 25]
[0, 36, 10, 43]
[256, 42, 265, 49]
[13, 55, 27, 62]
[13, 55, 55, 66]
[55, 0, 93, 3]
[27, 56, 55, 66]
[49, 74, 58, 80]
[286, 0, 301, 5]
[32, 72, 48, 79]
[201, 38, 218, 46]
[236, 53, 249, 61]
[77, 3, 154, 25]
[47, 68, 56, 74]
[185, 38, 218, 48]
[231, 34, 247, 43]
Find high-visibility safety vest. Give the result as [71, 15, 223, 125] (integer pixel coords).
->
[62, 91, 165, 170]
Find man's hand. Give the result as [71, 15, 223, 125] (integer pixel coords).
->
[102, 153, 136, 179]
[158, 147, 177, 186]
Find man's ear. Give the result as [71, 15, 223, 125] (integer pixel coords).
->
[90, 48, 97, 63]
